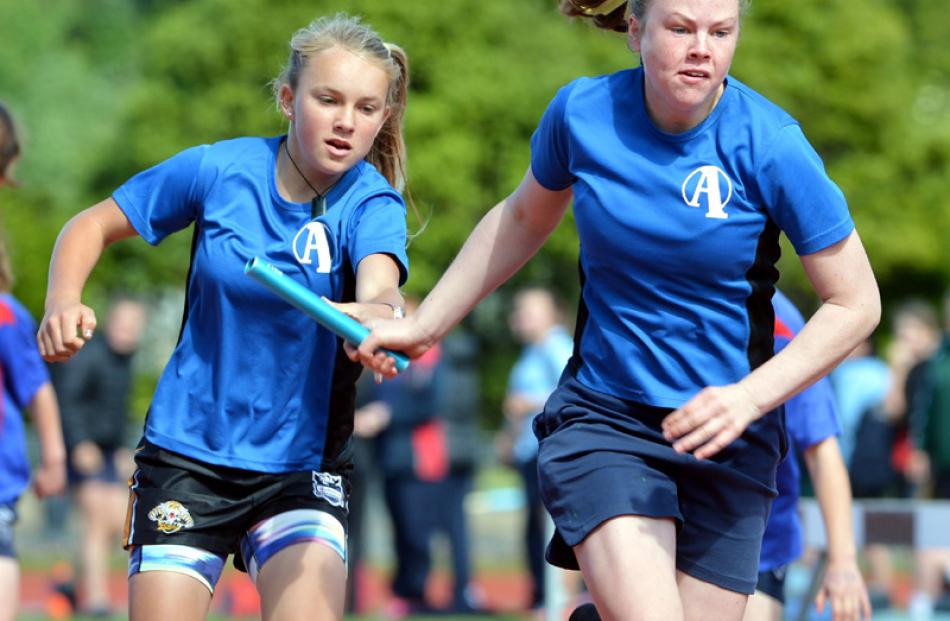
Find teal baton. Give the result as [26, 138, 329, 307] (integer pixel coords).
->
[244, 257, 410, 372]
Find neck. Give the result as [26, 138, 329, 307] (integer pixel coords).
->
[645, 81, 725, 134]
[279, 137, 334, 200]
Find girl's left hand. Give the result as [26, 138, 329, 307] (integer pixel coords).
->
[325, 300, 397, 326]
[816, 559, 872, 621]
[660, 384, 761, 460]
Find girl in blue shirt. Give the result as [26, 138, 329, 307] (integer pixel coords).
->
[355, 1, 880, 620]
[0, 102, 67, 621]
[37, 15, 409, 621]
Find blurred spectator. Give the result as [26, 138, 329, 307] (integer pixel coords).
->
[497, 287, 572, 610]
[834, 300, 941, 610]
[346, 372, 385, 614]
[47, 294, 146, 616]
[0, 102, 67, 621]
[907, 288, 950, 619]
[363, 298, 484, 615]
[884, 300, 941, 497]
[830, 338, 889, 471]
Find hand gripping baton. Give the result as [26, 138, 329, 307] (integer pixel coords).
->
[244, 257, 410, 372]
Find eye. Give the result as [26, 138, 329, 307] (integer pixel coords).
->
[318, 95, 336, 105]
[360, 104, 377, 114]
[670, 26, 688, 35]
[713, 29, 731, 38]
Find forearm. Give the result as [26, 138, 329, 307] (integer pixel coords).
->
[30, 383, 67, 468]
[740, 233, 879, 413]
[415, 189, 565, 343]
[805, 438, 858, 563]
[741, 302, 876, 413]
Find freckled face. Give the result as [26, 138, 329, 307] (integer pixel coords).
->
[628, 0, 740, 133]
[280, 45, 391, 190]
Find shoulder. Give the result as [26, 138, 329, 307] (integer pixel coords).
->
[724, 76, 799, 130]
[347, 161, 405, 207]
[199, 136, 275, 168]
[552, 68, 637, 109]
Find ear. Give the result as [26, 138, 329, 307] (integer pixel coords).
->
[626, 15, 642, 53]
[278, 84, 295, 121]
[372, 106, 392, 141]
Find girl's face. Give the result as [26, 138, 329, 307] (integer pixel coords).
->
[628, 0, 740, 133]
[281, 45, 391, 190]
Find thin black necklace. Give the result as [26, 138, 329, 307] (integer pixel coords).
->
[283, 138, 325, 217]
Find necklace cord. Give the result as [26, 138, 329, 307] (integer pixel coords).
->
[283, 138, 322, 198]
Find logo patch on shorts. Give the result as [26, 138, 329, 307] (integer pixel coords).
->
[311, 472, 346, 508]
[148, 500, 195, 534]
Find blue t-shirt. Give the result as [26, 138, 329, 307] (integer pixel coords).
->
[114, 136, 408, 472]
[0, 294, 51, 504]
[530, 68, 854, 406]
[507, 325, 573, 462]
[758, 290, 841, 572]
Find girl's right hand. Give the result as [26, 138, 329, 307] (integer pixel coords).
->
[37, 299, 97, 362]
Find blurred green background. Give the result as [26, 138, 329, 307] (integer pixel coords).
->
[1, 0, 948, 427]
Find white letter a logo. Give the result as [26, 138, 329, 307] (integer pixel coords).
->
[682, 165, 733, 220]
[293, 222, 332, 273]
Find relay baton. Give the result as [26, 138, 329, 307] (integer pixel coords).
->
[244, 257, 410, 372]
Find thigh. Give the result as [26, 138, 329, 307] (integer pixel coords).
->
[257, 541, 346, 621]
[742, 590, 782, 621]
[129, 567, 213, 621]
[678, 571, 750, 621]
[574, 514, 683, 621]
[0, 556, 18, 621]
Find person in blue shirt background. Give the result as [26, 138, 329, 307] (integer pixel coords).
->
[355, 0, 880, 618]
[498, 287, 573, 611]
[36, 15, 410, 621]
[0, 101, 67, 621]
[743, 290, 870, 621]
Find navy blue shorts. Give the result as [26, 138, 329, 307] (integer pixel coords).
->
[534, 375, 785, 594]
[756, 566, 787, 603]
[0, 503, 16, 559]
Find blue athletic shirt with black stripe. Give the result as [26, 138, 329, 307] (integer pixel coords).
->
[530, 67, 853, 406]
[114, 136, 408, 472]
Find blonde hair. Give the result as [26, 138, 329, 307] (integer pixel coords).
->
[273, 14, 410, 192]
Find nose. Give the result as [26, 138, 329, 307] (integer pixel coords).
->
[688, 33, 711, 59]
[334, 106, 355, 134]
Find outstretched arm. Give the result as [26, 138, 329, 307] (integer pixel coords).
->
[805, 436, 871, 620]
[355, 168, 572, 373]
[663, 231, 880, 458]
[37, 198, 138, 362]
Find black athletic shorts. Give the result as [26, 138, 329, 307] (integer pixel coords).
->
[125, 439, 351, 572]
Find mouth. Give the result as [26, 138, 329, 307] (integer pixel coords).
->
[325, 138, 352, 157]
[679, 69, 711, 81]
